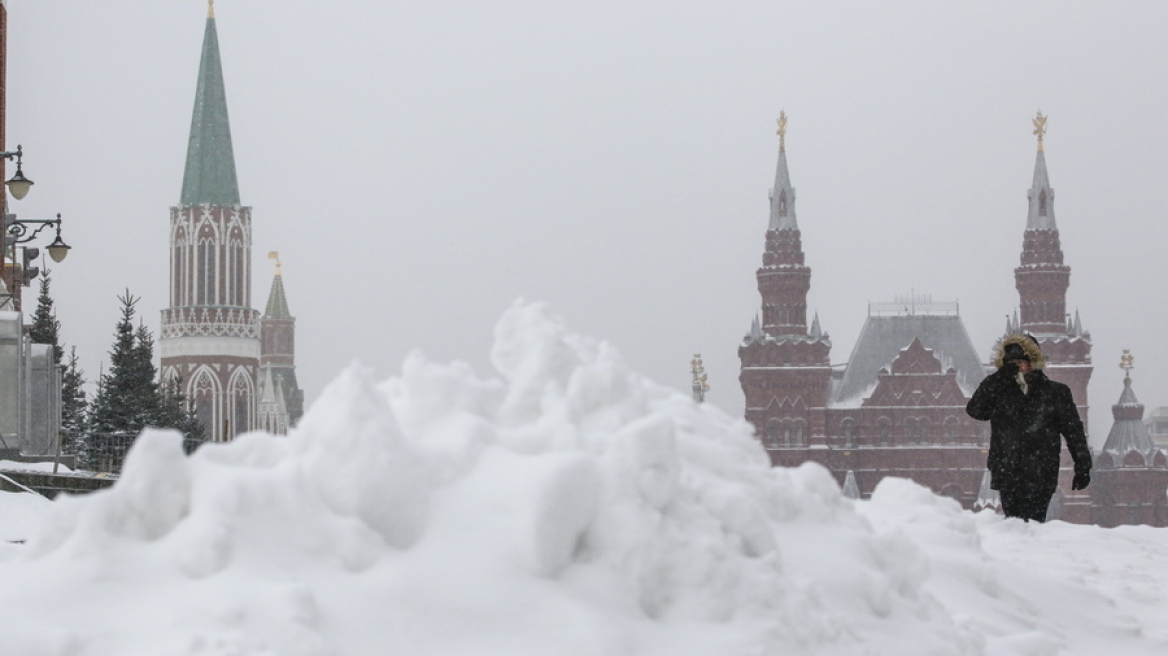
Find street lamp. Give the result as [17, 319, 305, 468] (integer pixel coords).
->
[4, 213, 69, 261]
[1, 145, 34, 200]
[3, 213, 70, 311]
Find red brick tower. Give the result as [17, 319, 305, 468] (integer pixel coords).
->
[1013, 113, 1092, 422]
[257, 253, 304, 434]
[1011, 113, 1094, 522]
[739, 113, 832, 456]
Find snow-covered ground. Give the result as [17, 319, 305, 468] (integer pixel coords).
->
[0, 460, 74, 474]
[0, 302, 1164, 655]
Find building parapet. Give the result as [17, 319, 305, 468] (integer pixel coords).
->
[869, 294, 959, 317]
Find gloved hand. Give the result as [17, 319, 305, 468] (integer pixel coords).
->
[1072, 471, 1091, 490]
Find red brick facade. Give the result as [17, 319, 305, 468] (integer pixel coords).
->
[740, 125, 1168, 526]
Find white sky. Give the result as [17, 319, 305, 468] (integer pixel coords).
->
[7, 1, 1168, 445]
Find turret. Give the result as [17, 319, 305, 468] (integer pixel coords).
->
[740, 113, 832, 455]
[259, 252, 304, 428]
[1009, 112, 1092, 435]
[757, 111, 811, 336]
[1015, 111, 1070, 334]
[1090, 351, 1168, 527]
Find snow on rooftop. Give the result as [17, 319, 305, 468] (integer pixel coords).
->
[0, 301, 1165, 655]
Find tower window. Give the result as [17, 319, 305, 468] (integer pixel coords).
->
[1039, 190, 1047, 216]
[778, 191, 787, 217]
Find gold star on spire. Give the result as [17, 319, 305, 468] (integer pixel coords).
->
[208, 0, 215, 19]
[268, 251, 282, 276]
[777, 111, 788, 152]
[1120, 349, 1134, 379]
[1032, 110, 1048, 152]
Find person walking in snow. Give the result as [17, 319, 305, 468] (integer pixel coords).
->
[966, 334, 1092, 522]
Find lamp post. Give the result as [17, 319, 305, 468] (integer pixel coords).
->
[2, 213, 70, 311]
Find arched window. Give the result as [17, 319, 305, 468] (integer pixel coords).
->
[841, 418, 856, 448]
[766, 419, 781, 449]
[172, 228, 187, 306]
[877, 418, 891, 446]
[192, 371, 217, 441]
[778, 190, 788, 217]
[197, 238, 214, 305]
[1039, 190, 1047, 216]
[916, 417, 931, 444]
[231, 376, 251, 440]
[229, 238, 245, 306]
[944, 416, 959, 442]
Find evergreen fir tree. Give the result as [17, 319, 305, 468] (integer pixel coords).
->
[84, 292, 206, 470]
[158, 376, 206, 453]
[86, 293, 158, 470]
[27, 271, 63, 364]
[60, 346, 88, 455]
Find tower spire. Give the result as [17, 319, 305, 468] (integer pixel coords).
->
[180, 7, 240, 205]
[769, 111, 797, 231]
[1027, 111, 1057, 231]
[1016, 112, 1069, 334]
[263, 253, 291, 320]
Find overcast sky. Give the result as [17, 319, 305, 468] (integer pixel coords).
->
[6, 1, 1168, 444]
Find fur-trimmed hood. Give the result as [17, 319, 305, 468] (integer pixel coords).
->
[992, 333, 1046, 370]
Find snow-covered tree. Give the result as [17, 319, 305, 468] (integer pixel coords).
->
[84, 292, 203, 470]
[27, 271, 63, 364]
[60, 346, 88, 455]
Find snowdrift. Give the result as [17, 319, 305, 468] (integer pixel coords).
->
[0, 302, 1165, 655]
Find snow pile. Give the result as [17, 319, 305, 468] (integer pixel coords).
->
[0, 301, 1165, 655]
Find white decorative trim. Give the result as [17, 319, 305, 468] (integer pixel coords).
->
[160, 335, 261, 359]
[161, 307, 260, 339]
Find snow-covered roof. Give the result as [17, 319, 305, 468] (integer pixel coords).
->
[1102, 376, 1158, 458]
[831, 313, 987, 406]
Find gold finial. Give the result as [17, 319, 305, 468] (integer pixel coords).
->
[208, 0, 215, 19]
[1120, 349, 1134, 379]
[690, 353, 710, 402]
[268, 251, 281, 275]
[1032, 110, 1048, 152]
[776, 111, 788, 152]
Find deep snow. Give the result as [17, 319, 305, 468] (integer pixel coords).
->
[0, 302, 1165, 655]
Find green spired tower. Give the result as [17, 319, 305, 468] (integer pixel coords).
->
[159, 1, 259, 442]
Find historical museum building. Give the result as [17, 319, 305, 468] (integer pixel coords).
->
[160, 5, 302, 441]
[740, 113, 1167, 526]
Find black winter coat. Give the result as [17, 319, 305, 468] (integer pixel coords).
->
[966, 368, 1091, 494]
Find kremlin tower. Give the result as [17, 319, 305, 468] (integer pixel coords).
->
[1011, 111, 1093, 423]
[738, 113, 833, 449]
[1008, 112, 1094, 521]
[256, 253, 304, 434]
[159, 3, 259, 442]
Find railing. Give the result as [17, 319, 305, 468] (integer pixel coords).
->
[76, 432, 205, 474]
[868, 294, 959, 317]
[160, 306, 260, 339]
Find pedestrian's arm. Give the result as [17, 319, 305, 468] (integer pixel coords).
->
[966, 369, 1011, 421]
